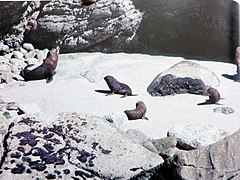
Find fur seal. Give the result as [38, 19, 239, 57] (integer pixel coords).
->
[20, 46, 60, 83]
[104, 75, 137, 98]
[124, 101, 148, 120]
[82, 0, 96, 5]
[207, 87, 220, 103]
[235, 46, 240, 81]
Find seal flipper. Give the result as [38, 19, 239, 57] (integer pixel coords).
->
[46, 76, 53, 83]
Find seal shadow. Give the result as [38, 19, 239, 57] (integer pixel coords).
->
[95, 90, 112, 95]
[222, 74, 240, 82]
[197, 99, 223, 106]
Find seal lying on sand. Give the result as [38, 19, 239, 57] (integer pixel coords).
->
[124, 101, 149, 120]
[235, 47, 240, 81]
[20, 46, 60, 83]
[104, 75, 137, 98]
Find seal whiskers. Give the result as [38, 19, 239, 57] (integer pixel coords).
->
[124, 101, 148, 120]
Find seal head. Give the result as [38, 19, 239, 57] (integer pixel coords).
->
[124, 101, 148, 120]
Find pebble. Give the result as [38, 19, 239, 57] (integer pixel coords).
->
[9, 58, 24, 66]
[0, 64, 11, 72]
[24, 49, 39, 59]
[24, 58, 39, 64]
[19, 47, 28, 54]
[23, 43, 34, 51]
[12, 51, 24, 59]
[213, 107, 235, 115]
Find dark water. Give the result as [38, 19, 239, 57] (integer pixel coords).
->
[130, 0, 239, 63]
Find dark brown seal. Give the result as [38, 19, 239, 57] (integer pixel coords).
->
[124, 101, 148, 120]
[235, 47, 240, 81]
[20, 46, 60, 83]
[82, 0, 96, 5]
[104, 75, 137, 98]
[207, 87, 220, 103]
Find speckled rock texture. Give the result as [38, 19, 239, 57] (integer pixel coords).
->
[0, 1, 41, 54]
[0, 112, 163, 179]
[147, 61, 220, 96]
[26, 0, 143, 53]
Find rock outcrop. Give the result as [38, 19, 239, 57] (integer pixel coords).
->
[132, 129, 240, 180]
[0, 1, 41, 54]
[0, 112, 163, 179]
[26, 0, 143, 53]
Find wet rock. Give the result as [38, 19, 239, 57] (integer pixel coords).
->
[167, 124, 228, 150]
[12, 51, 24, 60]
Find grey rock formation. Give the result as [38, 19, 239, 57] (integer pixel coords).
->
[0, 1, 41, 54]
[167, 124, 228, 150]
[131, 129, 240, 180]
[0, 112, 163, 179]
[26, 0, 143, 53]
[147, 61, 220, 96]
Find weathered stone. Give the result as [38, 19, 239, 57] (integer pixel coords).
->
[0, 113, 163, 179]
[103, 111, 129, 133]
[0, 2, 41, 54]
[132, 129, 240, 179]
[24, 58, 39, 65]
[126, 129, 150, 144]
[26, 0, 143, 53]
[12, 51, 24, 60]
[151, 137, 177, 154]
[147, 61, 220, 96]
[167, 124, 228, 150]
[24, 49, 39, 59]
[0, 64, 11, 72]
[213, 107, 235, 115]
[0, 72, 13, 84]
[22, 43, 35, 51]
[9, 58, 24, 66]
[19, 47, 28, 54]
[36, 49, 48, 62]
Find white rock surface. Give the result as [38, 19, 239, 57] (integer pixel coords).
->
[167, 124, 228, 149]
[103, 111, 129, 133]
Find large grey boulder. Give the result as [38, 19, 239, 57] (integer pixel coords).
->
[0, 112, 163, 179]
[26, 0, 143, 53]
[147, 61, 220, 96]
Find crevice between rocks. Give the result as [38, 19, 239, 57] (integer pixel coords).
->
[0, 122, 14, 169]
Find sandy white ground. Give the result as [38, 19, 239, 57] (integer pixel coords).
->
[1, 52, 239, 138]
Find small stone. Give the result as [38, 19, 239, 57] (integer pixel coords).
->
[141, 141, 158, 154]
[0, 56, 9, 64]
[37, 49, 48, 62]
[6, 102, 19, 110]
[0, 64, 11, 72]
[24, 58, 39, 64]
[23, 43, 34, 51]
[9, 58, 24, 66]
[12, 51, 24, 59]
[19, 47, 28, 54]
[0, 72, 13, 84]
[3, 52, 13, 60]
[24, 49, 39, 59]
[213, 107, 235, 115]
